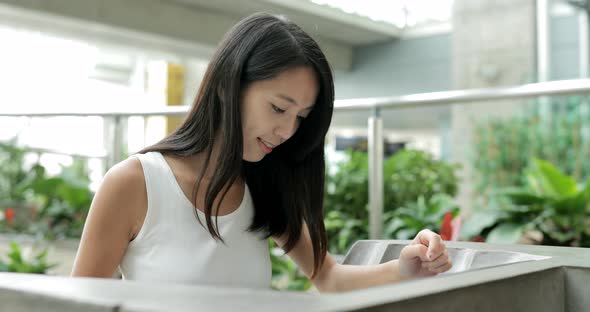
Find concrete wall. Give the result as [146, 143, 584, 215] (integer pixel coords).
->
[335, 34, 453, 99]
[450, 0, 537, 213]
[331, 33, 452, 131]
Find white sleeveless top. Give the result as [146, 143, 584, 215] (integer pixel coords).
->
[119, 152, 271, 289]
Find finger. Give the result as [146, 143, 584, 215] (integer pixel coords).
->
[422, 250, 449, 269]
[423, 259, 452, 274]
[429, 239, 445, 261]
[412, 229, 433, 245]
[429, 261, 453, 273]
[400, 244, 430, 262]
[415, 230, 445, 260]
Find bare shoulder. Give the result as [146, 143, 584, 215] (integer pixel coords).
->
[92, 156, 148, 235]
[103, 156, 145, 189]
[71, 156, 147, 277]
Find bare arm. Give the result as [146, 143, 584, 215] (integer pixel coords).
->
[71, 158, 146, 278]
[273, 225, 450, 293]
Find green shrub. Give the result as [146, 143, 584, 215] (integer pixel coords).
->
[384, 194, 460, 240]
[324, 149, 460, 254]
[0, 241, 56, 274]
[269, 240, 312, 291]
[472, 97, 590, 198]
[0, 138, 43, 205]
[28, 159, 93, 239]
[0, 139, 93, 239]
[468, 97, 590, 246]
[384, 149, 459, 210]
[462, 159, 590, 247]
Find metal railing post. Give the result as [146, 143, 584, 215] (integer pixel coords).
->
[537, 0, 552, 151]
[368, 108, 383, 239]
[112, 115, 124, 168]
[104, 115, 124, 170]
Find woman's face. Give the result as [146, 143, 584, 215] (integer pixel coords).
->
[241, 66, 319, 162]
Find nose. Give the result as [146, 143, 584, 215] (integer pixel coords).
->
[274, 115, 299, 143]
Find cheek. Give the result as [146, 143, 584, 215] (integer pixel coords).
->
[242, 116, 262, 144]
[240, 104, 253, 135]
[243, 105, 268, 136]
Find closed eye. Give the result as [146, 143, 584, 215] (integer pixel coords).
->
[271, 104, 285, 114]
[272, 103, 307, 122]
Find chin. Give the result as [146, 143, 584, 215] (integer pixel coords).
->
[242, 151, 265, 162]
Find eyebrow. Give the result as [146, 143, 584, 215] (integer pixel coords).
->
[277, 94, 314, 111]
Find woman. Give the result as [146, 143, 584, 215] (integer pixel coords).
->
[72, 13, 452, 292]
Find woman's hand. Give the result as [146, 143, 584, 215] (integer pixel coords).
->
[397, 229, 452, 278]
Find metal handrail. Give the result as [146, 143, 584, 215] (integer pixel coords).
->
[0, 106, 189, 117]
[2, 79, 590, 117]
[24, 147, 107, 160]
[334, 79, 590, 111]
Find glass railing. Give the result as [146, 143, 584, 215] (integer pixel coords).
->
[2, 79, 590, 239]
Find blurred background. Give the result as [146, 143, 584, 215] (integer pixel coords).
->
[0, 0, 589, 291]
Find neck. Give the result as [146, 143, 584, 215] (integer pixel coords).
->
[189, 133, 226, 181]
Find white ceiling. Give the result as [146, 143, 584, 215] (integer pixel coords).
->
[0, 0, 447, 130]
[164, 0, 401, 45]
[0, 0, 402, 71]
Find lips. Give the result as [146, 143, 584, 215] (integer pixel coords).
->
[257, 138, 275, 154]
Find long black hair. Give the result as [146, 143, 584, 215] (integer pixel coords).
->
[140, 13, 334, 278]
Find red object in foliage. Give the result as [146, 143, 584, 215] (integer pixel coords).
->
[471, 236, 485, 243]
[4, 208, 15, 224]
[440, 211, 453, 241]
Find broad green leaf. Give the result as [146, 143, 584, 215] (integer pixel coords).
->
[498, 187, 548, 206]
[486, 223, 525, 244]
[395, 228, 417, 240]
[383, 218, 404, 238]
[460, 210, 503, 239]
[553, 193, 587, 214]
[527, 159, 577, 198]
[8, 242, 23, 264]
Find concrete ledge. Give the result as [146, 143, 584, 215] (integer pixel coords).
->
[0, 285, 119, 312]
[0, 241, 587, 311]
[345, 268, 565, 312]
[564, 266, 590, 312]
